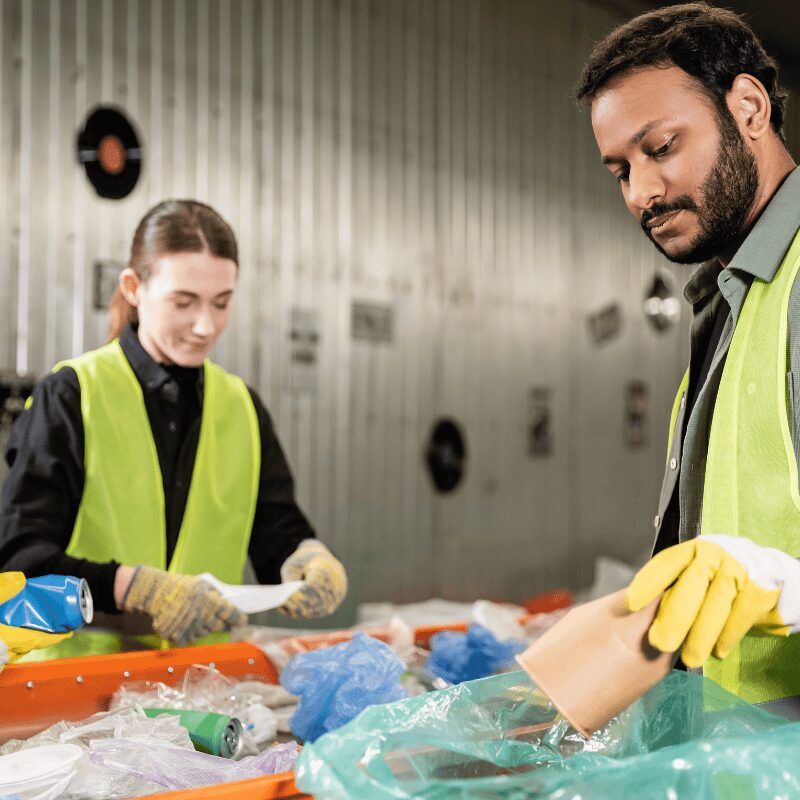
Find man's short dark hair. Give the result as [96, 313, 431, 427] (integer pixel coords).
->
[575, 3, 788, 139]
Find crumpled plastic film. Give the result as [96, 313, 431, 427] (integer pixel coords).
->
[88, 739, 299, 792]
[111, 664, 282, 747]
[427, 624, 527, 684]
[280, 631, 408, 742]
[0, 706, 196, 800]
[295, 670, 795, 800]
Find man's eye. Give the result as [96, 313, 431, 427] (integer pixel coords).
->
[616, 171, 629, 184]
[652, 138, 674, 157]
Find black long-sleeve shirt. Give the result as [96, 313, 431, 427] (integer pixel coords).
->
[0, 325, 315, 613]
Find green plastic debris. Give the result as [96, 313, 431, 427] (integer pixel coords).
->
[295, 670, 800, 799]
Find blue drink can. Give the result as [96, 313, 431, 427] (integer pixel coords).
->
[0, 575, 93, 633]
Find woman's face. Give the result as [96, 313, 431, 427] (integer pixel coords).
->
[126, 251, 238, 366]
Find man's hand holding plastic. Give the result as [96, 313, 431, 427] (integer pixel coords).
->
[122, 566, 247, 645]
[280, 540, 348, 619]
[0, 572, 72, 670]
[626, 534, 800, 668]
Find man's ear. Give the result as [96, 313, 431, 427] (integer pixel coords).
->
[119, 268, 141, 307]
[727, 73, 772, 141]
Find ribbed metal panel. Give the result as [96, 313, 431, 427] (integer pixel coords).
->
[2, 0, 796, 611]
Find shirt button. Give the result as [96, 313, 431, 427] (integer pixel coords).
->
[654, 515, 661, 528]
[176, 479, 184, 489]
[162, 381, 177, 397]
[669, 458, 678, 470]
[168, 421, 177, 433]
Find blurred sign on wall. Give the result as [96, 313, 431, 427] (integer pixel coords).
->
[625, 381, 649, 449]
[352, 301, 394, 343]
[93, 259, 124, 310]
[587, 303, 622, 345]
[290, 307, 321, 392]
[528, 386, 553, 458]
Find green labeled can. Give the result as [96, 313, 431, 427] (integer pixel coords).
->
[143, 708, 244, 758]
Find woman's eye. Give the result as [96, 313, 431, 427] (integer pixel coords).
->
[213, 302, 230, 311]
[174, 301, 191, 310]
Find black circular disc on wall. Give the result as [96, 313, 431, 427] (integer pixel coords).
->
[425, 418, 467, 493]
[77, 106, 142, 199]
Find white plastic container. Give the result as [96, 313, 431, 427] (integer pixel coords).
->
[0, 743, 82, 798]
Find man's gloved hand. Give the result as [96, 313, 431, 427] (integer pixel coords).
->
[122, 566, 247, 645]
[280, 540, 348, 619]
[0, 572, 72, 670]
[626, 534, 800, 668]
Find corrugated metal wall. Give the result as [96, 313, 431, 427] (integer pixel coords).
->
[1, 0, 794, 614]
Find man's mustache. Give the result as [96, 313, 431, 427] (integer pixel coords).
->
[640, 197, 697, 232]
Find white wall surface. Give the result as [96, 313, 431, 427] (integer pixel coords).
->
[2, 0, 795, 616]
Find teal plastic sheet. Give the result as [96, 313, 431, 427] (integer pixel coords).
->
[295, 670, 800, 799]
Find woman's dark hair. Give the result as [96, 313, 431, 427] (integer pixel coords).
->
[575, 3, 787, 139]
[108, 199, 238, 341]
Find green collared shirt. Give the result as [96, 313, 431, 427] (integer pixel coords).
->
[654, 165, 800, 552]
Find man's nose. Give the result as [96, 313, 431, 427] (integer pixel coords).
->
[628, 163, 665, 212]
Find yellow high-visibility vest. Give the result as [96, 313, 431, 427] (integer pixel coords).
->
[666, 229, 800, 703]
[63, 339, 260, 582]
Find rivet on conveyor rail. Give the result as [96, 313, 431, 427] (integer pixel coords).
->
[76, 675, 84, 684]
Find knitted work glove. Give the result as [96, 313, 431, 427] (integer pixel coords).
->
[123, 566, 247, 645]
[627, 534, 800, 668]
[0, 572, 72, 669]
[280, 540, 348, 619]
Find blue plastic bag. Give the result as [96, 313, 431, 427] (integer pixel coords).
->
[427, 623, 526, 684]
[280, 632, 408, 742]
[295, 670, 793, 799]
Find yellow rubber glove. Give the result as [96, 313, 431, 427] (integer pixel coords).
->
[122, 566, 247, 646]
[626, 534, 800, 668]
[0, 572, 72, 670]
[280, 540, 348, 619]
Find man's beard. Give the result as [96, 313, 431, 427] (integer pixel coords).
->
[641, 109, 759, 265]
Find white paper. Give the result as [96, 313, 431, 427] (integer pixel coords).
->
[198, 574, 305, 614]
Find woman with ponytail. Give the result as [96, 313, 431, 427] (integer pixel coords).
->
[0, 200, 347, 655]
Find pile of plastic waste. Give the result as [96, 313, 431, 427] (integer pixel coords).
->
[110, 663, 298, 748]
[295, 669, 800, 799]
[0, 666, 300, 800]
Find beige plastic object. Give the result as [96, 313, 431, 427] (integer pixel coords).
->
[516, 589, 676, 737]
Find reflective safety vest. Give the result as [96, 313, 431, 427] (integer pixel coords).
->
[666, 229, 800, 703]
[22, 340, 260, 660]
[64, 340, 260, 579]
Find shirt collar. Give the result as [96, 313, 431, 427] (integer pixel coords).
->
[119, 324, 174, 393]
[683, 165, 800, 304]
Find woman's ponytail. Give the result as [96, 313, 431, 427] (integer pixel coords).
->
[106, 286, 136, 342]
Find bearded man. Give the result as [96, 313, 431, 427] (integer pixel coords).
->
[578, 3, 800, 705]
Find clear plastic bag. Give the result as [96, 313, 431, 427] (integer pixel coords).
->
[0, 706, 195, 800]
[111, 664, 280, 747]
[295, 670, 795, 799]
[88, 738, 298, 792]
[280, 632, 408, 742]
[426, 624, 527, 684]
